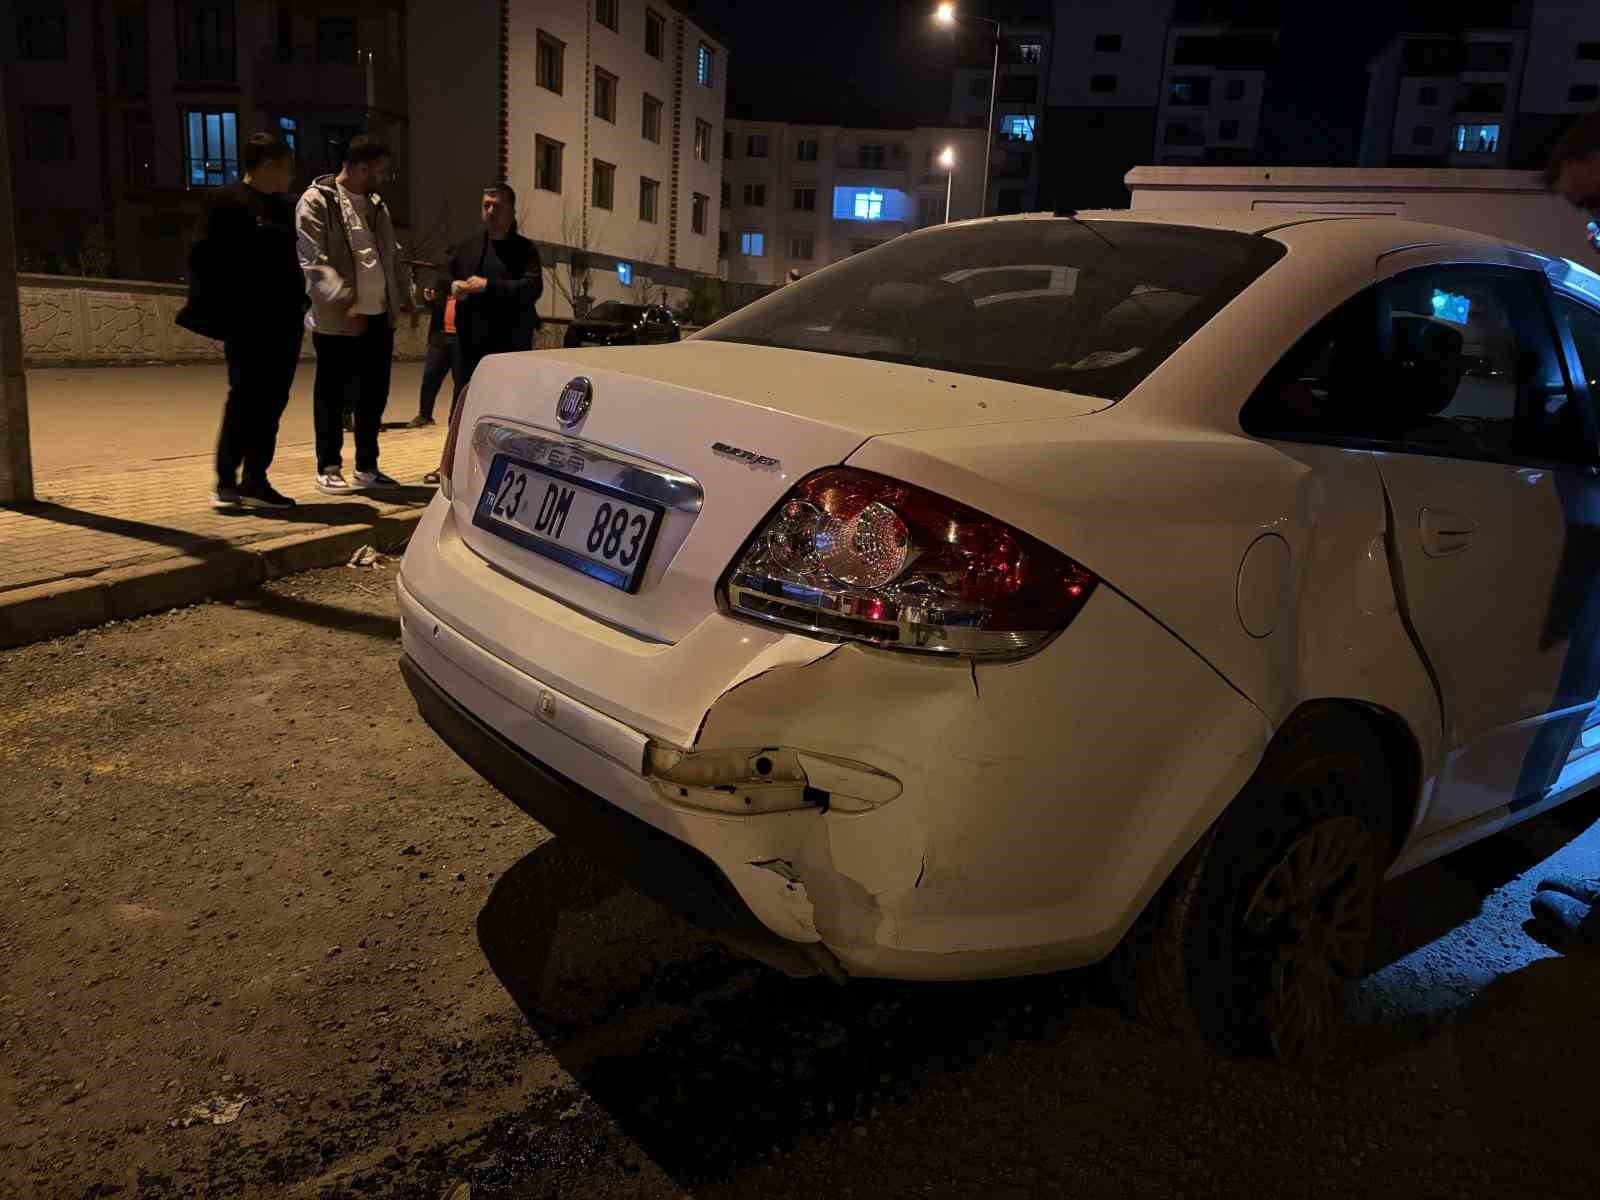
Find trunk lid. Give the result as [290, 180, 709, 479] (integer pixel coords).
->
[452, 341, 1108, 643]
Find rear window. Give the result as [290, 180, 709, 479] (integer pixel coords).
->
[700, 219, 1285, 399]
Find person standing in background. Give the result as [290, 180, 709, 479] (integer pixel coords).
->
[448, 183, 541, 393]
[178, 132, 307, 510]
[408, 267, 456, 429]
[295, 135, 412, 495]
[422, 184, 541, 486]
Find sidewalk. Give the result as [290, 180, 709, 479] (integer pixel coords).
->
[0, 420, 446, 648]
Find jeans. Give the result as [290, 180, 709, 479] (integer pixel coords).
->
[312, 314, 393, 473]
[218, 325, 303, 487]
[417, 336, 457, 422]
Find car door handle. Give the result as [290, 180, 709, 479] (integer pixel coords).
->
[1419, 508, 1478, 557]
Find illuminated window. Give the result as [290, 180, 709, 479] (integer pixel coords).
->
[1000, 114, 1036, 142]
[183, 107, 238, 185]
[1453, 123, 1500, 154]
[853, 189, 884, 220]
[697, 42, 715, 87]
[740, 231, 764, 256]
[832, 186, 909, 222]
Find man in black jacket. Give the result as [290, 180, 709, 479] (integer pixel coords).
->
[449, 183, 542, 389]
[189, 133, 307, 509]
[420, 184, 542, 485]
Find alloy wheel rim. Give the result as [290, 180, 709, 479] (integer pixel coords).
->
[1243, 814, 1377, 1067]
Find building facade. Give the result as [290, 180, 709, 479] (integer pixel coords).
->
[4, 0, 408, 283]
[949, 21, 1049, 216]
[718, 120, 987, 286]
[408, 0, 727, 317]
[1361, 3, 1600, 171]
[958, 1, 1281, 214]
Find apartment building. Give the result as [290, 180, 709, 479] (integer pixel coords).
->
[1361, 2, 1600, 170]
[3, 0, 408, 282]
[949, 21, 1049, 215]
[718, 120, 987, 287]
[408, 0, 727, 316]
[956, 1, 1279, 214]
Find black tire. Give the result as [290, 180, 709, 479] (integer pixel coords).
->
[1111, 711, 1392, 1067]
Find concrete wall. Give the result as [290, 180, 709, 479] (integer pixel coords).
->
[14, 274, 442, 367]
[1124, 166, 1597, 264]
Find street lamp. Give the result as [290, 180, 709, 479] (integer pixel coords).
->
[933, 4, 1000, 218]
[938, 146, 955, 222]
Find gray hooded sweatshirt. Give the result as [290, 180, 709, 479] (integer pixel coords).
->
[295, 174, 412, 336]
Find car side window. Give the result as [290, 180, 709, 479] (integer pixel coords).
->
[1243, 266, 1579, 465]
[1557, 294, 1600, 394]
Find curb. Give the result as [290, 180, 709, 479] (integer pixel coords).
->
[0, 508, 426, 651]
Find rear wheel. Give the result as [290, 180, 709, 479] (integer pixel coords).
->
[1113, 714, 1390, 1068]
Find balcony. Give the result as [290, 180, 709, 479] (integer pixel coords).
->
[835, 145, 908, 170]
[254, 50, 405, 114]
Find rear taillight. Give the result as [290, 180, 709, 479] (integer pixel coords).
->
[720, 468, 1096, 659]
[437, 385, 469, 500]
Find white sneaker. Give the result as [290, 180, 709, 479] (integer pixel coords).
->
[316, 469, 352, 495]
[353, 469, 401, 490]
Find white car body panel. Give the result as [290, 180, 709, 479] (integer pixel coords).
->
[450, 348, 1110, 644]
[401, 210, 1600, 978]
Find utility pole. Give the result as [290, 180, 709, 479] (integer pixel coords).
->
[0, 64, 36, 506]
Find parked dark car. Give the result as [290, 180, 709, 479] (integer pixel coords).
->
[564, 302, 682, 347]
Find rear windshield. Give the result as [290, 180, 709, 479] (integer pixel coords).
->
[700, 219, 1285, 399]
[589, 302, 647, 321]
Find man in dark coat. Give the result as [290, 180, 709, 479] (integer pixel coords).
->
[449, 183, 543, 390]
[421, 184, 542, 485]
[180, 132, 308, 509]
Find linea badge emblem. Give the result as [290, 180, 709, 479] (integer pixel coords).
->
[556, 377, 592, 428]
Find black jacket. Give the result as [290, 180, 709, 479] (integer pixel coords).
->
[176, 184, 307, 341]
[448, 229, 543, 360]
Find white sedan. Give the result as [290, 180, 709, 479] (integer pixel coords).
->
[398, 211, 1600, 1065]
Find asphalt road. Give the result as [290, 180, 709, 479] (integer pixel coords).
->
[2, 559, 1599, 1198]
[24, 362, 429, 476]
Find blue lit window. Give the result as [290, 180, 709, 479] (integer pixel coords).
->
[616, 261, 632, 285]
[278, 116, 297, 157]
[697, 42, 715, 87]
[1430, 289, 1471, 325]
[1453, 123, 1500, 154]
[184, 108, 238, 187]
[740, 231, 764, 256]
[1000, 114, 1036, 142]
[833, 186, 909, 222]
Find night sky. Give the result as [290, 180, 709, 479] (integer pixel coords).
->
[693, 2, 1452, 166]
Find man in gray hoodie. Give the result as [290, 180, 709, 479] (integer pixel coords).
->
[295, 135, 412, 494]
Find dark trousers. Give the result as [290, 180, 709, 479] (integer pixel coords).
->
[417, 336, 457, 422]
[312, 314, 393, 472]
[218, 325, 303, 487]
[449, 337, 480, 415]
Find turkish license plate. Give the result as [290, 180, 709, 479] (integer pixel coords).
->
[473, 455, 664, 592]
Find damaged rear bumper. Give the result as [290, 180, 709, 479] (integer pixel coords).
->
[401, 652, 842, 979]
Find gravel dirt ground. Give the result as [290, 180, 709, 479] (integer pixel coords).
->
[2, 558, 1599, 1199]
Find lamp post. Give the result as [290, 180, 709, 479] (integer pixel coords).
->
[935, 3, 1000, 218]
[938, 146, 955, 222]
